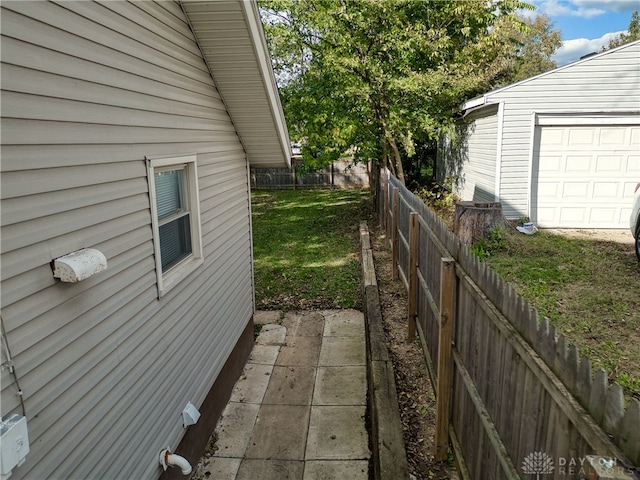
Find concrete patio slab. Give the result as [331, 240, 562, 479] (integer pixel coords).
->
[313, 366, 366, 406]
[230, 363, 273, 404]
[257, 324, 287, 345]
[195, 310, 372, 479]
[244, 404, 310, 460]
[318, 336, 366, 366]
[303, 460, 369, 480]
[236, 459, 304, 480]
[194, 457, 241, 479]
[277, 335, 322, 366]
[282, 311, 324, 337]
[320, 309, 364, 322]
[263, 365, 316, 405]
[323, 311, 365, 337]
[305, 405, 369, 460]
[212, 402, 260, 458]
[249, 344, 281, 365]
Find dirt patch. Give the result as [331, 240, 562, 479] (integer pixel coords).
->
[370, 222, 458, 480]
[542, 228, 634, 246]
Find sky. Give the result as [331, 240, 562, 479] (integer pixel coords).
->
[523, 0, 638, 66]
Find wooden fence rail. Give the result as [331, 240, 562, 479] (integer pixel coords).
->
[379, 168, 640, 480]
[250, 159, 370, 189]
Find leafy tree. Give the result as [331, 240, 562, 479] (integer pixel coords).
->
[604, 11, 640, 50]
[501, 14, 562, 84]
[261, 0, 533, 185]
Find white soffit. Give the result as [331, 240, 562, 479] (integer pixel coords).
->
[181, 0, 292, 168]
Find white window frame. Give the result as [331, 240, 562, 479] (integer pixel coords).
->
[146, 154, 203, 297]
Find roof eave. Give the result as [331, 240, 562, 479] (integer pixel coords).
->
[240, 1, 292, 168]
[462, 39, 640, 112]
[181, 0, 292, 169]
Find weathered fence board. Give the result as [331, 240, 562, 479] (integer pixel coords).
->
[435, 257, 455, 461]
[250, 159, 369, 189]
[379, 168, 640, 479]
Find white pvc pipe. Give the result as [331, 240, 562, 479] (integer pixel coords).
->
[166, 453, 192, 475]
[159, 448, 192, 476]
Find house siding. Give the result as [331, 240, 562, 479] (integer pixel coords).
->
[484, 41, 640, 218]
[438, 42, 640, 218]
[455, 106, 499, 203]
[1, 2, 255, 479]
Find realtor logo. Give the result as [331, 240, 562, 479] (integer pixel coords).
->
[522, 451, 555, 479]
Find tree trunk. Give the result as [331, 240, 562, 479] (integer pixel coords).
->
[453, 201, 506, 245]
[388, 135, 405, 185]
[374, 101, 403, 183]
[381, 134, 390, 172]
[370, 161, 379, 208]
[385, 142, 397, 178]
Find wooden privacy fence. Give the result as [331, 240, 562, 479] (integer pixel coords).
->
[379, 169, 640, 480]
[250, 159, 369, 189]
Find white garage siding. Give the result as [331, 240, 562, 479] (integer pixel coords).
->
[453, 104, 500, 203]
[456, 40, 640, 223]
[1, 2, 258, 479]
[532, 123, 640, 227]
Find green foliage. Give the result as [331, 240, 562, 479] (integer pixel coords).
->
[504, 13, 562, 83]
[252, 189, 371, 310]
[484, 229, 640, 399]
[617, 373, 640, 397]
[253, 323, 263, 339]
[415, 185, 457, 211]
[469, 227, 508, 260]
[413, 180, 460, 228]
[604, 11, 640, 50]
[260, 0, 535, 183]
[414, 183, 457, 222]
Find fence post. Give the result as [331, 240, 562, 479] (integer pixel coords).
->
[386, 186, 393, 249]
[377, 168, 383, 224]
[392, 188, 399, 279]
[407, 212, 419, 341]
[435, 257, 456, 461]
[382, 172, 389, 232]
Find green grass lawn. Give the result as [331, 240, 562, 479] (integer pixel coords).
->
[252, 188, 371, 311]
[481, 227, 640, 398]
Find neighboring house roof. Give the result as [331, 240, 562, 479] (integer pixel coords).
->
[462, 39, 640, 112]
[181, 0, 291, 168]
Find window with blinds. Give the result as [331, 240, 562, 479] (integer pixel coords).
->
[147, 155, 203, 296]
[155, 167, 192, 271]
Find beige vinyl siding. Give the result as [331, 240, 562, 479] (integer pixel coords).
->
[455, 106, 499, 203]
[485, 41, 640, 218]
[1, 2, 255, 479]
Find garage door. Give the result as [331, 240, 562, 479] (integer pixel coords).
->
[534, 124, 640, 228]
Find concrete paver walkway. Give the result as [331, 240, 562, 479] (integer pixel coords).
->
[195, 310, 370, 480]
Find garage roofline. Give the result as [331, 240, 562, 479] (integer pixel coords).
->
[462, 39, 640, 113]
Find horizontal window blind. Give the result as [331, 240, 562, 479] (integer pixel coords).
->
[155, 169, 186, 220]
[159, 215, 192, 271]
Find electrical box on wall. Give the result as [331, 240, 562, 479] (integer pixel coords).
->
[0, 415, 29, 479]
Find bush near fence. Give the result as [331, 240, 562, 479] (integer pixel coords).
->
[379, 168, 639, 480]
[250, 158, 370, 189]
